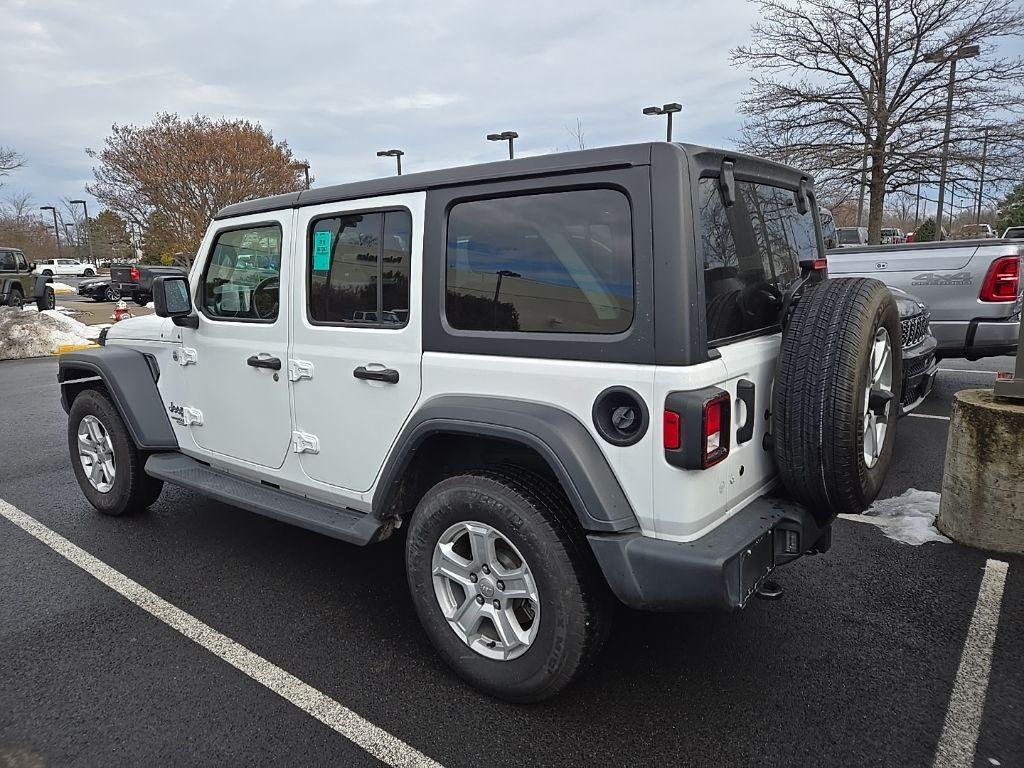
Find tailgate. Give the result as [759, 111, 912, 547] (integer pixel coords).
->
[109, 266, 134, 284]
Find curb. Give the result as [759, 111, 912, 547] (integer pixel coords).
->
[55, 343, 99, 355]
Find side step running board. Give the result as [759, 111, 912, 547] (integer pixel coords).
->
[145, 453, 386, 546]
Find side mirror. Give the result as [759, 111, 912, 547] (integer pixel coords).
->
[153, 275, 199, 328]
[29, 262, 36, 271]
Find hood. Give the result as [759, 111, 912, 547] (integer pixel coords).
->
[104, 313, 172, 342]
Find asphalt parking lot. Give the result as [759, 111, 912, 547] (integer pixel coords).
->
[49, 275, 155, 325]
[1, 356, 1021, 767]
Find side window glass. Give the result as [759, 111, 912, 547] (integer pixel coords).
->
[201, 224, 282, 322]
[308, 209, 411, 326]
[16, 253, 28, 270]
[445, 189, 633, 333]
[0, 251, 15, 271]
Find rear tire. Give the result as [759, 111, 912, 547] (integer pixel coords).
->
[82, 268, 95, 277]
[134, 294, 149, 307]
[105, 287, 120, 302]
[6, 287, 23, 308]
[405, 469, 611, 703]
[68, 389, 163, 516]
[36, 286, 55, 311]
[773, 278, 902, 519]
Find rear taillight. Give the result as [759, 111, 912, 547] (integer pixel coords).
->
[663, 411, 681, 450]
[130, 266, 140, 281]
[663, 388, 731, 470]
[702, 393, 730, 467]
[979, 256, 1020, 302]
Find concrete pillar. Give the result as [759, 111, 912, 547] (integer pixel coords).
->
[938, 388, 1024, 554]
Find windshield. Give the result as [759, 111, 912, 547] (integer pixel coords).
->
[838, 229, 862, 244]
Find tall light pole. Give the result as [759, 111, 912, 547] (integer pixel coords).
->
[487, 131, 518, 159]
[642, 102, 683, 141]
[64, 222, 76, 252]
[376, 149, 404, 175]
[69, 199, 95, 265]
[924, 44, 980, 240]
[40, 206, 62, 257]
[976, 127, 992, 224]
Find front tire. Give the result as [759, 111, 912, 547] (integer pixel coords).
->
[406, 469, 610, 703]
[68, 389, 163, 516]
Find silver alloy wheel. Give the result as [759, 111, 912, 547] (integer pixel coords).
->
[862, 327, 893, 469]
[431, 520, 540, 661]
[77, 415, 116, 492]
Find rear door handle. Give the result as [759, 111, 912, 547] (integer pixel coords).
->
[353, 365, 399, 384]
[736, 379, 755, 444]
[247, 354, 282, 371]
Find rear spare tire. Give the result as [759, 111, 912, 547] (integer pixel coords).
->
[773, 278, 902, 518]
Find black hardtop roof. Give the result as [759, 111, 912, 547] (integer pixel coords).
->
[214, 141, 811, 220]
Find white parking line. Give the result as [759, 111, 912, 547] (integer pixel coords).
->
[0, 498, 442, 768]
[908, 413, 951, 421]
[937, 369, 997, 376]
[933, 559, 1009, 768]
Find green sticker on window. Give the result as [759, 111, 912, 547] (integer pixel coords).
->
[313, 230, 332, 271]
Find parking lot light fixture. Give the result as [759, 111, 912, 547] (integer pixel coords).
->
[923, 44, 980, 240]
[486, 131, 519, 159]
[40, 206, 62, 257]
[642, 102, 683, 141]
[69, 199, 95, 264]
[376, 149, 404, 176]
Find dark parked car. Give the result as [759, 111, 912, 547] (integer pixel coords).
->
[891, 287, 938, 415]
[109, 263, 187, 305]
[77, 276, 121, 302]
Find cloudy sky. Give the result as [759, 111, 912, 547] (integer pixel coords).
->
[2, 0, 1021, 212]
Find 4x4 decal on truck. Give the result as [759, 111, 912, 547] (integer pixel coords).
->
[911, 271, 972, 287]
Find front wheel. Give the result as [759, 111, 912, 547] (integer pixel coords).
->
[41, 269, 53, 276]
[68, 389, 163, 516]
[405, 469, 610, 703]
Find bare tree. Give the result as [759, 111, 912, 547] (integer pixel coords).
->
[733, 0, 1024, 243]
[565, 118, 586, 150]
[0, 146, 25, 187]
[87, 113, 309, 267]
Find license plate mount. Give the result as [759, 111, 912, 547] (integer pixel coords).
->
[739, 530, 775, 606]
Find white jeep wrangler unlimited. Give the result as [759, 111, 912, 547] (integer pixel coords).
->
[60, 143, 902, 702]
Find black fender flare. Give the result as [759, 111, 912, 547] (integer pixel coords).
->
[373, 395, 639, 533]
[58, 347, 178, 450]
[34, 275, 52, 299]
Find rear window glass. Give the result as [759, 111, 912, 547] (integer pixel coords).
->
[445, 189, 633, 334]
[699, 177, 818, 343]
[838, 229, 862, 244]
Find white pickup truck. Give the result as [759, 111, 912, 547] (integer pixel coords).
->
[828, 239, 1022, 360]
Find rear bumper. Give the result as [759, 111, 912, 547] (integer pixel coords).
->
[587, 497, 830, 611]
[931, 317, 1019, 360]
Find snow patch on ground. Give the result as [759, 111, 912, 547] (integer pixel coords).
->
[842, 489, 951, 545]
[145, 301, 155, 309]
[0, 307, 99, 360]
[49, 281, 76, 294]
